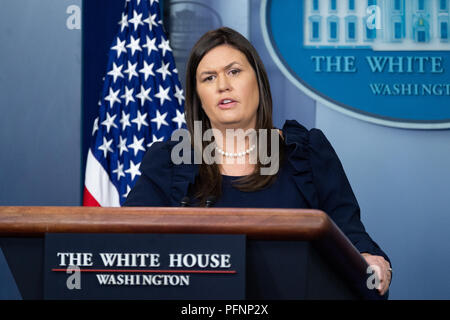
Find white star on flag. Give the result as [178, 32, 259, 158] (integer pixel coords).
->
[104, 88, 121, 108]
[136, 85, 152, 106]
[123, 185, 131, 199]
[174, 85, 185, 106]
[118, 13, 128, 32]
[144, 13, 158, 31]
[107, 62, 124, 83]
[128, 135, 146, 156]
[120, 111, 131, 131]
[124, 61, 138, 81]
[117, 136, 128, 156]
[172, 109, 186, 129]
[98, 137, 113, 158]
[126, 35, 142, 56]
[111, 38, 127, 58]
[142, 36, 158, 56]
[151, 109, 169, 130]
[101, 112, 118, 133]
[139, 61, 155, 81]
[156, 61, 172, 81]
[158, 37, 172, 57]
[147, 134, 164, 147]
[154, 85, 171, 106]
[132, 110, 149, 131]
[125, 160, 141, 181]
[112, 161, 126, 180]
[121, 86, 135, 106]
[92, 117, 99, 136]
[128, 10, 143, 31]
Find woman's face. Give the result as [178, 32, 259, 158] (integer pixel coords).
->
[195, 44, 260, 132]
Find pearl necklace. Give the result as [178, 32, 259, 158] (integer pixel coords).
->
[215, 144, 255, 158]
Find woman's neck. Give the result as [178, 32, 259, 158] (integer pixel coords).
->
[212, 125, 256, 152]
[212, 129, 257, 176]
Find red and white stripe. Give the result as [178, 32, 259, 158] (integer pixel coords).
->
[83, 149, 120, 207]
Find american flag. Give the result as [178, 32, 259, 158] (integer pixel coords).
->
[83, 0, 185, 207]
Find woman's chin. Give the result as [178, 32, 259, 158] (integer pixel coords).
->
[214, 121, 257, 132]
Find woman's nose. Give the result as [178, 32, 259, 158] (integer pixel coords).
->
[217, 74, 231, 92]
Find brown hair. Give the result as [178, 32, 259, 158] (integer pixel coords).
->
[184, 27, 284, 205]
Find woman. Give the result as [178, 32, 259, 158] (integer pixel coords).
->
[124, 27, 392, 295]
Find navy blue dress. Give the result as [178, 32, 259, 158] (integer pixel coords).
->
[124, 120, 390, 262]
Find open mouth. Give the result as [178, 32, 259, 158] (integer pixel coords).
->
[218, 98, 237, 109]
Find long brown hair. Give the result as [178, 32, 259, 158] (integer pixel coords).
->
[184, 27, 284, 204]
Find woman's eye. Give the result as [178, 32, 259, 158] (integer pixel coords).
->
[203, 75, 215, 82]
[229, 69, 241, 75]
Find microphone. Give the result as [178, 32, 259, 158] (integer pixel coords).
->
[180, 196, 190, 207]
[205, 195, 217, 207]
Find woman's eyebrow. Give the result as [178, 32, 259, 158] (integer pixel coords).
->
[199, 61, 242, 76]
[223, 61, 241, 70]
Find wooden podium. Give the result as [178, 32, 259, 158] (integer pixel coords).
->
[0, 206, 385, 300]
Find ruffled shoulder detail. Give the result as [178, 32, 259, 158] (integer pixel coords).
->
[281, 120, 319, 208]
[139, 139, 198, 206]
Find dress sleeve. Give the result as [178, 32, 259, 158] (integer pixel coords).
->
[308, 128, 390, 263]
[123, 141, 172, 207]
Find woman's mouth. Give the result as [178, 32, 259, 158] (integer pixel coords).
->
[218, 98, 237, 109]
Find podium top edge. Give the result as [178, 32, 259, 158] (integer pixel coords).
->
[0, 206, 330, 240]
